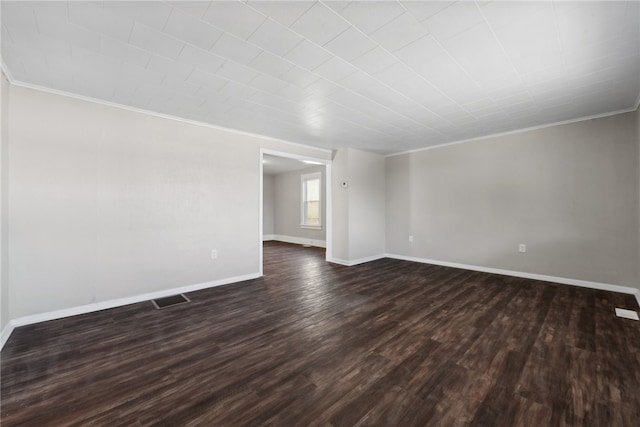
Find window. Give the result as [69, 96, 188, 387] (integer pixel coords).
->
[301, 172, 321, 229]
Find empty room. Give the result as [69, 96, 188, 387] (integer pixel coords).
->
[1, 1, 639, 425]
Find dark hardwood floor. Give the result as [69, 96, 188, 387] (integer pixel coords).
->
[2, 241, 640, 426]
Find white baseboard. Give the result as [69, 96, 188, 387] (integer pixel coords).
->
[1, 272, 260, 351]
[327, 254, 385, 267]
[263, 234, 275, 241]
[270, 234, 326, 248]
[1, 323, 15, 350]
[385, 253, 639, 297]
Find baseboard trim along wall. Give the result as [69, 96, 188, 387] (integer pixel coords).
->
[385, 253, 640, 303]
[327, 254, 386, 267]
[1, 323, 15, 350]
[0, 272, 261, 351]
[264, 234, 326, 248]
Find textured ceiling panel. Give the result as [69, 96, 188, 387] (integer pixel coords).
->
[1, 1, 639, 154]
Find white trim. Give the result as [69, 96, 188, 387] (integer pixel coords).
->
[386, 106, 640, 158]
[635, 290, 640, 309]
[262, 234, 275, 241]
[7, 80, 332, 157]
[327, 254, 385, 267]
[271, 235, 326, 249]
[385, 253, 639, 296]
[7, 273, 260, 331]
[0, 60, 14, 83]
[1, 323, 15, 351]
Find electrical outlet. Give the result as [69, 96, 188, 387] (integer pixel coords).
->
[518, 244, 526, 253]
[409, 235, 414, 243]
[210, 249, 218, 260]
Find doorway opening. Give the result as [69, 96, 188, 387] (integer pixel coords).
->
[259, 149, 332, 276]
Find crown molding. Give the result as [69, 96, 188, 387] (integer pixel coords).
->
[2, 74, 332, 157]
[386, 105, 640, 158]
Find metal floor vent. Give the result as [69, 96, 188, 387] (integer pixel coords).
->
[615, 308, 639, 321]
[152, 294, 190, 309]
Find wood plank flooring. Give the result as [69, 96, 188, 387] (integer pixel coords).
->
[2, 241, 640, 426]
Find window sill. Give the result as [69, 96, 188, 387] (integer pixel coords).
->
[300, 225, 322, 230]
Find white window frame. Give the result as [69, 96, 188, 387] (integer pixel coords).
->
[300, 172, 322, 230]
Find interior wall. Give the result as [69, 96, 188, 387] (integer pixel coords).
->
[330, 148, 385, 263]
[6, 84, 329, 320]
[347, 149, 386, 261]
[331, 149, 349, 261]
[272, 165, 326, 245]
[387, 111, 639, 288]
[1, 71, 9, 331]
[636, 106, 640, 292]
[263, 174, 275, 237]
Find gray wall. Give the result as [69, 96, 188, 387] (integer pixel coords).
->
[5, 84, 329, 320]
[272, 166, 326, 244]
[637, 106, 640, 291]
[1, 72, 9, 331]
[332, 148, 386, 263]
[332, 149, 349, 261]
[348, 149, 385, 261]
[387, 111, 639, 288]
[263, 174, 275, 236]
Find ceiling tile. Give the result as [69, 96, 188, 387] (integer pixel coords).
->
[440, 24, 516, 83]
[246, 1, 315, 27]
[147, 54, 194, 80]
[312, 56, 359, 81]
[393, 35, 447, 71]
[162, 7, 223, 51]
[186, 68, 228, 91]
[279, 66, 320, 88]
[401, 1, 454, 22]
[480, 0, 554, 30]
[166, 1, 212, 18]
[99, 35, 152, 68]
[284, 40, 333, 71]
[129, 22, 185, 60]
[121, 61, 165, 86]
[351, 46, 398, 75]
[103, 1, 173, 31]
[33, 5, 101, 51]
[247, 18, 304, 56]
[162, 75, 200, 96]
[178, 44, 224, 74]
[68, 1, 134, 43]
[323, 26, 377, 61]
[216, 60, 259, 84]
[302, 78, 342, 98]
[323, 1, 352, 13]
[290, 2, 351, 46]
[337, 1, 405, 34]
[2, 2, 38, 37]
[424, 1, 485, 41]
[210, 32, 263, 65]
[218, 80, 259, 99]
[369, 12, 429, 52]
[248, 50, 295, 77]
[201, 0, 266, 40]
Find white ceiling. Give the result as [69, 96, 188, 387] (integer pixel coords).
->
[2, 1, 639, 155]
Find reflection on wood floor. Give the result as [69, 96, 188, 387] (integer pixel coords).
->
[2, 241, 639, 426]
